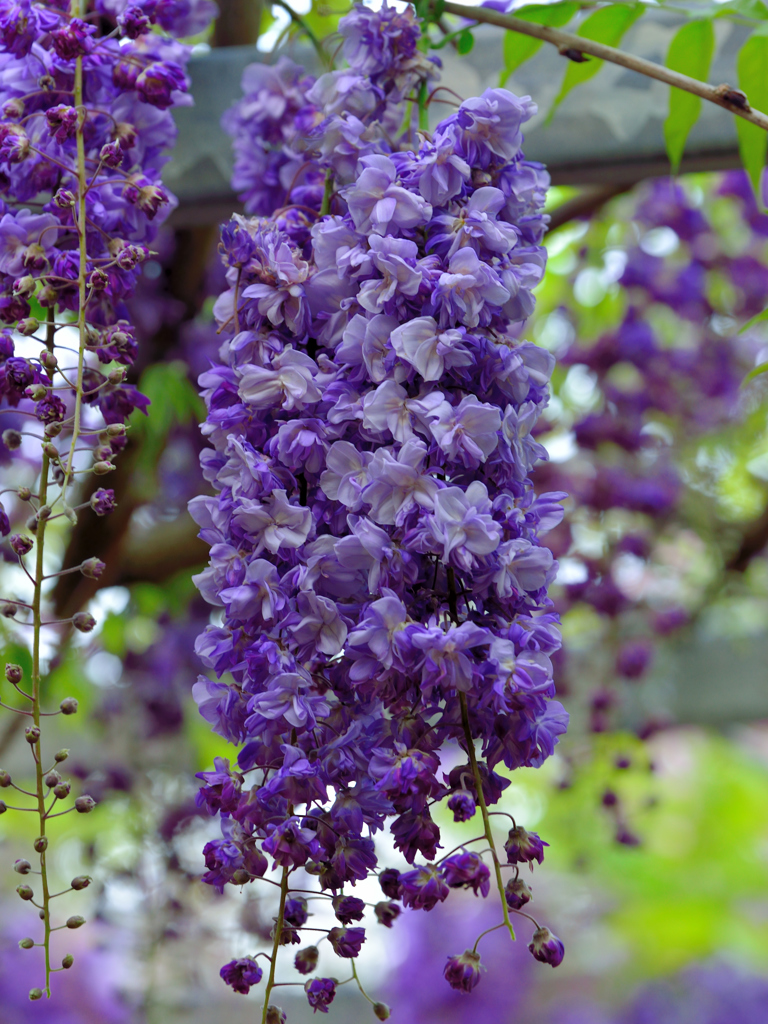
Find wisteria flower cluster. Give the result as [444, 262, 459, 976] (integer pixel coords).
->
[0, 0, 214, 1001]
[191, 3, 567, 1018]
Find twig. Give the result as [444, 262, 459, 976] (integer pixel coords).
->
[438, 2, 768, 132]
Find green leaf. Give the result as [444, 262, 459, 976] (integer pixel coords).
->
[742, 360, 768, 385]
[737, 28, 768, 199]
[739, 305, 768, 333]
[500, 2, 578, 84]
[663, 20, 715, 173]
[714, 0, 768, 20]
[457, 28, 474, 54]
[550, 3, 644, 115]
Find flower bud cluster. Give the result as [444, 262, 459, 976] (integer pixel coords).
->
[192, 2, 567, 1012]
[0, 0, 215, 998]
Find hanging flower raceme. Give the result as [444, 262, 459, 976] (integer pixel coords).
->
[0, 0, 214, 1002]
[192, 3, 567, 1017]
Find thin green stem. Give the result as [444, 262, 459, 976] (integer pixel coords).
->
[350, 960, 376, 1006]
[459, 693, 514, 942]
[472, 922, 505, 954]
[320, 169, 334, 218]
[270, 0, 329, 67]
[261, 867, 290, 1024]
[32, 452, 51, 997]
[444, 563, 514, 940]
[417, 80, 429, 131]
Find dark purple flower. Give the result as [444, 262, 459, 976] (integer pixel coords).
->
[327, 926, 366, 958]
[447, 791, 476, 822]
[45, 105, 79, 143]
[284, 896, 309, 928]
[50, 17, 96, 59]
[527, 926, 564, 967]
[444, 950, 484, 992]
[136, 61, 187, 110]
[90, 489, 117, 516]
[400, 865, 449, 911]
[504, 876, 532, 910]
[374, 900, 401, 928]
[220, 957, 263, 995]
[294, 945, 319, 975]
[441, 851, 491, 897]
[305, 977, 336, 1014]
[504, 826, 548, 866]
[118, 4, 151, 37]
[379, 868, 403, 899]
[332, 894, 366, 924]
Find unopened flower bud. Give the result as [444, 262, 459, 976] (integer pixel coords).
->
[16, 884, 34, 901]
[504, 826, 548, 867]
[93, 461, 115, 475]
[80, 557, 106, 579]
[75, 795, 96, 814]
[38, 284, 56, 306]
[265, 1008, 287, 1024]
[71, 875, 91, 891]
[72, 613, 96, 633]
[373, 1003, 391, 1021]
[66, 915, 85, 929]
[294, 945, 319, 975]
[37, 505, 51, 522]
[374, 901, 400, 928]
[17, 317, 39, 336]
[5, 664, 22, 684]
[528, 926, 564, 967]
[107, 368, 126, 384]
[44, 422, 62, 438]
[43, 442, 59, 460]
[19, 937, 34, 949]
[106, 423, 126, 437]
[99, 140, 123, 168]
[3, 97, 24, 118]
[14, 859, 31, 874]
[29, 384, 47, 402]
[44, 770, 61, 788]
[505, 877, 533, 910]
[444, 950, 483, 992]
[0, 770, 11, 787]
[88, 269, 109, 292]
[11, 535, 33, 556]
[13, 275, 35, 296]
[33, 836, 48, 853]
[24, 725, 40, 744]
[60, 696, 79, 714]
[94, 445, 113, 462]
[53, 781, 71, 799]
[0, 800, 6, 814]
[53, 188, 76, 208]
[61, 954, 74, 969]
[40, 350, 57, 370]
[1, 602, 18, 618]
[29, 988, 43, 1000]
[54, 748, 69, 763]
[2, 429, 22, 449]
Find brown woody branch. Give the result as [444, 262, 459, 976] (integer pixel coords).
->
[439, 2, 768, 133]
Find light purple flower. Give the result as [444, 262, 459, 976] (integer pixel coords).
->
[343, 154, 432, 235]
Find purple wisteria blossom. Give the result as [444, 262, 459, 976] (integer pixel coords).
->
[191, 1, 566, 1011]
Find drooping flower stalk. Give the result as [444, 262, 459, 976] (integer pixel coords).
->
[0, 0, 215, 1000]
[192, 3, 568, 1018]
